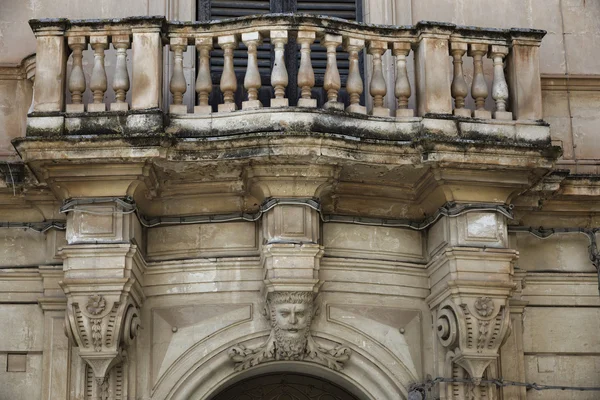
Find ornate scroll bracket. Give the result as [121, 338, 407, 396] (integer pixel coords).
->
[435, 295, 512, 383]
[228, 291, 351, 372]
[63, 290, 141, 380]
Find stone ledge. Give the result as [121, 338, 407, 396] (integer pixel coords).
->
[26, 108, 553, 146]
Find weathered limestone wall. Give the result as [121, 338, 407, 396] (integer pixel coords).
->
[0, 229, 65, 267]
[508, 211, 600, 399]
[0, 304, 44, 400]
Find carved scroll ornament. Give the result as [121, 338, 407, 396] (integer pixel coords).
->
[64, 293, 140, 380]
[435, 296, 511, 384]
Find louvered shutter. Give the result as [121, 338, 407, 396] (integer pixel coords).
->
[198, 0, 272, 109]
[197, 0, 362, 109]
[296, 0, 362, 106]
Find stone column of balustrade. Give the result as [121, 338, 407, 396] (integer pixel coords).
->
[297, 31, 317, 108]
[218, 35, 238, 112]
[489, 45, 512, 120]
[469, 43, 491, 119]
[450, 41, 470, 118]
[111, 34, 131, 112]
[194, 37, 213, 114]
[242, 32, 263, 110]
[392, 41, 413, 118]
[271, 30, 289, 108]
[368, 41, 390, 117]
[322, 34, 343, 111]
[169, 37, 188, 114]
[66, 35, 87, 113]
[344, 37, 366, 114]
[88, 35, 109, 112]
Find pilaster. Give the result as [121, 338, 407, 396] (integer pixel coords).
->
[261, 200, 323, 295]
[58, 199, 145, 399]
[427, 206, 517, 399]
[38, 266, 69, 400]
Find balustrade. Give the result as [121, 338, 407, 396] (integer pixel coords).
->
[29, 16, 545, 126]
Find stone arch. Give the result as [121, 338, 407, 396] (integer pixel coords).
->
[208, 371, 362, 400]
[150, 327, 415, 400]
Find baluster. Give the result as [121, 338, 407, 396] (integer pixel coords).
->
[469, 43, 491, 119]
[111, 35, 130, 111]
[270, 30, 289, 108]
[297, 31, 316, 108]
[242, 32, 263, 110]
[194, 37, 213, 114]
[67, 36, 87, 113]
[489, 45, 512, 120]
[368, 41, 390, 117]
[218, 35, 238, 112]
[450, 41, 470, 117]
[323, 34, 343, 110]
[393, 41, 413, 118]
[169, 37, 188, 114]
[88, 36, 108, 112]
[344, 37, 365, 114]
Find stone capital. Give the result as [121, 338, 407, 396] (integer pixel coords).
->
[245, 165, 338, 202]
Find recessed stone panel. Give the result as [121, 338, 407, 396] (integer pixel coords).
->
[523, 307, 600, 353]
[146, 222, 258, 260]
[514, 232, 596, 272]
[323, 223, 424, 262]
[7, 353, 27, 372]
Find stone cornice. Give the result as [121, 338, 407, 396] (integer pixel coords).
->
[541, 74, 600, 92]
[0, 54, 35, 81]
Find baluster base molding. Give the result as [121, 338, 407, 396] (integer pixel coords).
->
[271, 98, 289, 108]
[346, 104, 366, 114]
[473, 109, 492, 119]
[242, 100, 263, 110]
[66, 104, 85, 113]
[453, 108, 471, 118]
[395, 108, 414, 118]
[218, 103, 237, 113]
[371, 106, 391, 117]
[194, 105, 212, 115]
[110, 102, 129, 112]
[298, 98, 317, 108]
[169, 104, 187, 115]
[87, 103, 106, 112]
[324, 101, 344, 111]
[493, 110, 513, 120]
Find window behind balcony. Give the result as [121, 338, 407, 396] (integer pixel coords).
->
[197, 0, 363, 109]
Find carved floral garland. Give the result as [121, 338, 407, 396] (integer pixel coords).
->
[229, 331, 351, 372]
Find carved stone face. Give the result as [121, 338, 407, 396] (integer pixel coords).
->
[268, 292, 313, 360]
[274, 303, 309, 340]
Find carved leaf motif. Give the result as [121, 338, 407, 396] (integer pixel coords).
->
[91, 318, 103, 352]
[228, 332, 351, 372]
[477, 320, 490, 350]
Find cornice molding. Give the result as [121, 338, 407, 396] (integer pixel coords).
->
[541, 74, 600, 92]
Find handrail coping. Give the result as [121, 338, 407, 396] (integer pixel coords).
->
[28, 14, 546, 43]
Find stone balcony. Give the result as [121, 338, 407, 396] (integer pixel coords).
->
[16, 14, 557, 221]
[26, 15, 548, 142]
